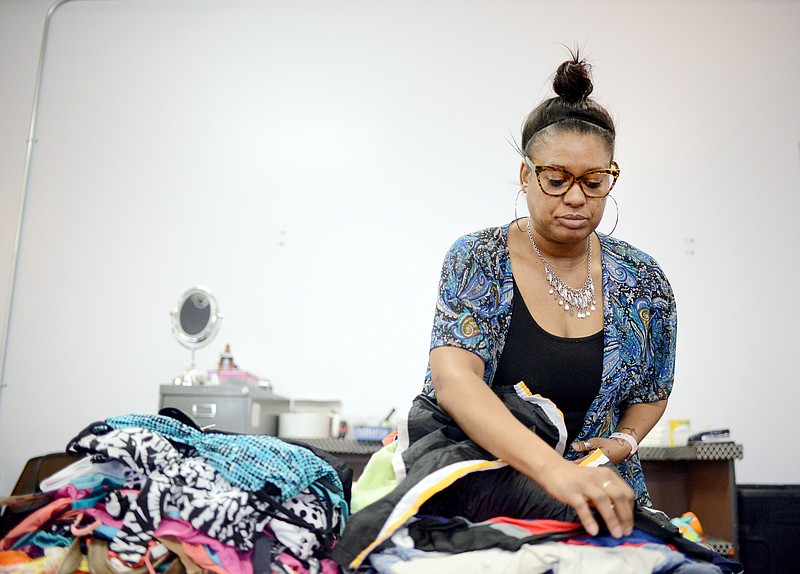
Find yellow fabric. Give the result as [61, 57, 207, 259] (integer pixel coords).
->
[350, 441, 399, 513]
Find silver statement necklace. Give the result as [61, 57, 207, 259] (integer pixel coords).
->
[526, 218, 597, 319]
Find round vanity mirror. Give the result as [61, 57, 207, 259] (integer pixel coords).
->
[171, 287, 221, 349]
[171, 286, 222, 385]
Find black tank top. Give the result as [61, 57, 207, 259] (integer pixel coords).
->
[493, 279, 603, 444]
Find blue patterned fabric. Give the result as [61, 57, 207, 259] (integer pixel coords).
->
[105, 414, 343, 500]
[422, 223, 677, 506]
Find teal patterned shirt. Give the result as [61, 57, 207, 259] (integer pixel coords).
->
[422, 223, 677, 506]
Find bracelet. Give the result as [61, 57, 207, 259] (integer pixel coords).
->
[610, 432, 638, 462]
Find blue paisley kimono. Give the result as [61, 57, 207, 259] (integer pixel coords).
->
[421, 223, 677, 506]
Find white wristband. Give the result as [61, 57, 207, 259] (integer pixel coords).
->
[610, 432, 638, 461]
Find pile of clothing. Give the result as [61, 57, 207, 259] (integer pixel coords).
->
[331, 392, 744, 574]
[0, 410, 352, 573]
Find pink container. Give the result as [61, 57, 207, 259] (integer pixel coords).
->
[213, 370, 259, 385]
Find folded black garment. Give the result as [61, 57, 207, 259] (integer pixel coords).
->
[332, 389, 566, 569]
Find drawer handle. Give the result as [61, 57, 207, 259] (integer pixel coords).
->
[192, 403, 217, 419]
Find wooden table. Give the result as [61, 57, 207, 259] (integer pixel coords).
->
[300, 438, 382, 478]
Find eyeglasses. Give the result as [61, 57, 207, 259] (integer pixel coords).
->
[524, 157, 620, 198]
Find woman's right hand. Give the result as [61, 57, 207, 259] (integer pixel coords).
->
[535, 458, 634, 538]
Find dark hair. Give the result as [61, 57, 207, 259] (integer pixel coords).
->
[520, 50, 616, 158]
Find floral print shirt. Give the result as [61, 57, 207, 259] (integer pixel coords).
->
[421, 223, 677, 506]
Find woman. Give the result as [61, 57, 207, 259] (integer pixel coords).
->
[422, 53, 676, 539]
[333, 54, 677, 569]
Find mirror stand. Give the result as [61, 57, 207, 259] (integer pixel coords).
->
[173, 348, 209, 386]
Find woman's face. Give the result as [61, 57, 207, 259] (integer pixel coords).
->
[520, 130, 612, 247]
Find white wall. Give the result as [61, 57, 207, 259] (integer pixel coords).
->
[1, 0, 798, 495]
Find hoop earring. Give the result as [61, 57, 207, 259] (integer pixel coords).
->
[601, 194, 619, 235]
[514, 188, 527, 231]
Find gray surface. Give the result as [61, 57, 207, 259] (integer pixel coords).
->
[639, 443, 743, 461]
[159, 383, 291, 435]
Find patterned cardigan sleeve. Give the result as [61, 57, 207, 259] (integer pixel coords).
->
[429, 234, 492, 369]
[620, 252, 677, 408]
[422, 227, 512, 396]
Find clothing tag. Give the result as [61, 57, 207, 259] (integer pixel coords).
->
[577, 449, 611, 468]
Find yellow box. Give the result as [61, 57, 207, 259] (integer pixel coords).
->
[669, 419, 691, 446]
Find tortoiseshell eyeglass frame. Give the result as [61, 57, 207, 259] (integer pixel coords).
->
[524, 157, 620, 198]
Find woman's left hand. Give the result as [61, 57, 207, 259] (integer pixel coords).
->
[572, 436, 632, 465]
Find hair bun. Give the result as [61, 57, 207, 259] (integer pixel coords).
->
[553, 58, 593, 103]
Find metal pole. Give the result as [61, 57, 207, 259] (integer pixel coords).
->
[0, 0, 77, 408]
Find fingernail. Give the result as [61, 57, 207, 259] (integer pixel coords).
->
[588, 524, 599, 536]
[612, 526, 622, 538]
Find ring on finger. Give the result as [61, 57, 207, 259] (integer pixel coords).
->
[584, 440, 592, 451]
[601, 480, 612, 490]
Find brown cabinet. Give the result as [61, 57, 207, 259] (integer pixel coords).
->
[640, 443, 744, 557]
